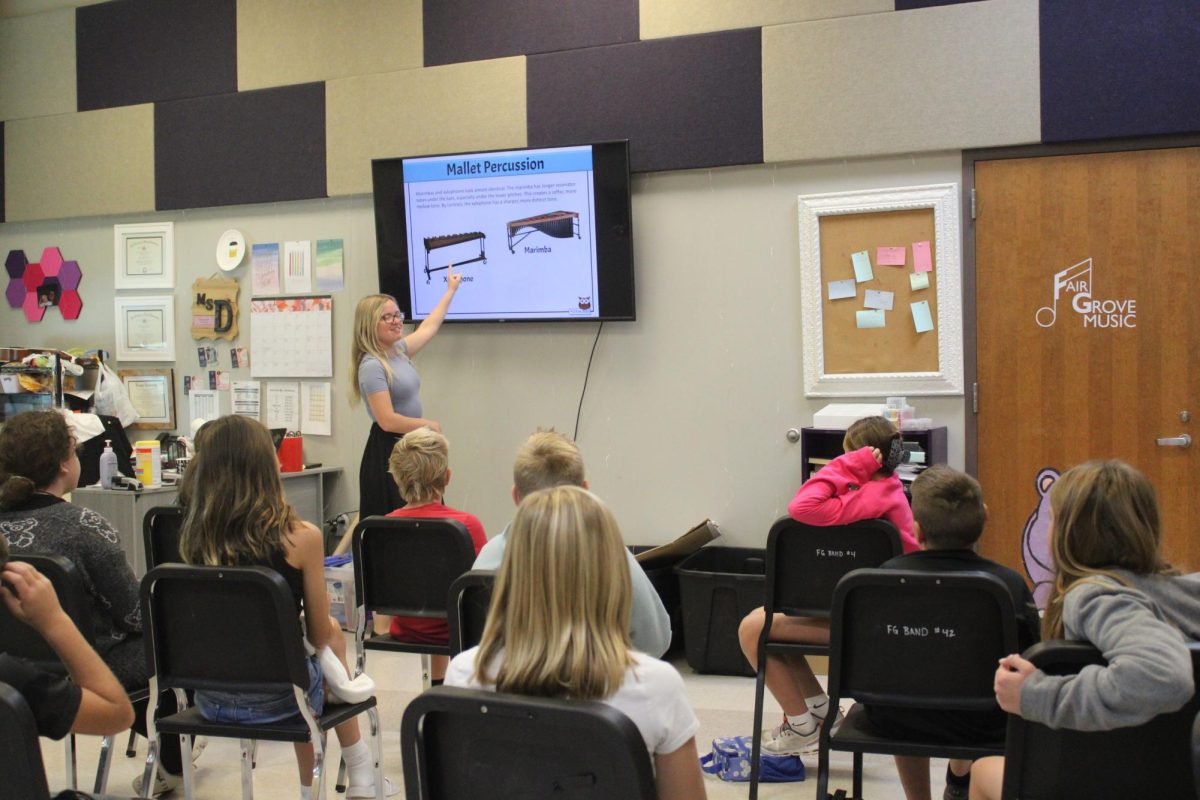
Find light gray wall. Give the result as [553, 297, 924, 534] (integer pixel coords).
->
[0, 151, 965, 546]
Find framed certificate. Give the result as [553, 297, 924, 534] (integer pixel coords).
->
[114, 295, 176, 361]
[118, 368, 175, 429]
[114, 222, 175, 289]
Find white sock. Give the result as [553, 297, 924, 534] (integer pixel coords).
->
[299, 785, 313, 800]
[806, 693, 831, 719]
[783, 710, 817, 734]
[343, 739, 374, 787]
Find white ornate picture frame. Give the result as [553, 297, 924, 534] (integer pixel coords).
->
[114, 222, 174, 289]
[114, 295, 176, 362]
[798, 183, 964, 397]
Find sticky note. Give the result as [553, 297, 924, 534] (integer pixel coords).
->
[863, 289, 894, 311]
[876, 246, 906, 266]
[913, 240, 933, 273]
[828, 279, 856, 300]
[911, 300, 934, 333]
[909, 272, 930, 291]
[851, 250, 874, 283]
[856, 309, 886, 329]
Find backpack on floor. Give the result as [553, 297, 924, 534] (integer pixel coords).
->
[699, 735, 806, 782]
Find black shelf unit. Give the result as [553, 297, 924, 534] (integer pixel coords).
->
[800, 426, 948, 483]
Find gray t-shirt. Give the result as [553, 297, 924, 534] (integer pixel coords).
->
[358, 342, 422, 421]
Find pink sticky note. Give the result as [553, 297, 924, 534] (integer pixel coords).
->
[913, 241, 933, 273]
[876, 246, 906, 266]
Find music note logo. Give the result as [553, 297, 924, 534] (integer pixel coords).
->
[1035, 258, 1092, 328]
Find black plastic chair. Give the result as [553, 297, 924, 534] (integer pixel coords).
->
[351, 516, 476, 688]
[1000, 640, 1200, 799]
[0, 681, 52, 800]
[400, 686, 657, 799]
[816, 569, 1019, 800]
[1193, 708, 1200, 800]
[143, 505, 185, 570]
[748, 517, 902, 797]
[446, 570, 495, 657]
[138, 564, 383, 800]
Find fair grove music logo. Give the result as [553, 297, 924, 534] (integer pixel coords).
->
[1034, 258, 1136, 329]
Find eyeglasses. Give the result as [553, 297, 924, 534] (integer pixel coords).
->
[381, 312, 405, 324]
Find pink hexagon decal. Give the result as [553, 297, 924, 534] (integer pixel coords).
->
[59, 290, 83, 320]
[22, 291, 46, 322]
[6, 278, 25, 308]
[5, 250, 27, 279]
[22, 262, 45, 291]
[39, 247, 63, 276]
[59, 260, 82, 291]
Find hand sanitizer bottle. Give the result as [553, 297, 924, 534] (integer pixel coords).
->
[99, 440, 118, 489]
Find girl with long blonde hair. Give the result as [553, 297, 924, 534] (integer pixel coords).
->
[445, 486, 707, 800]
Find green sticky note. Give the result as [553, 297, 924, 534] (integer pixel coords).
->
[909, 272, 930, 291]
[851, 250, 874, 283]
[856, 309, 886, 329]
[911, 300, 934, 333]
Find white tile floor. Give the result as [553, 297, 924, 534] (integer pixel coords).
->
[40, 646, 940, 800]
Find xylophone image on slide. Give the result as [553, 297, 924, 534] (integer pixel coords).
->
[506, 211, 580, 253]
[423, 231, 486, 283]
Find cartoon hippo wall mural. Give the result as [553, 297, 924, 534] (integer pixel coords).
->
[1021, 467, 1059, 609]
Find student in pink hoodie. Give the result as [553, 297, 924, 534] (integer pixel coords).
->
[739, 416, 916, 755]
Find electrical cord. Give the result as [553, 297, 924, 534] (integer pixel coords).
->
[573, 321, 604, 441]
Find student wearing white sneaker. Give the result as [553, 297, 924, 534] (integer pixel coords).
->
[179, 415, 398, 799]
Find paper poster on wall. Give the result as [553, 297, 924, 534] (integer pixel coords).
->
[233, 380, 261, 418]
[300, 381, 331, 436]
[283, 241, 312, 294]
[250, 297, 333, 378]
[252, 243, 281, 296]
[315, 239, 344, 292]
[266, 381, 300, 431]
[189, 389, 219, 423]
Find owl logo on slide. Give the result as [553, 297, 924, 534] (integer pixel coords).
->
[1021, 467, 1059, 610]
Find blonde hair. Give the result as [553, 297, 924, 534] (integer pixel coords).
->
[1043, 460, 1172, 639]
[475, 486, 633, 699]
[512, 429, 585, 499]
[349, 294, 401, 405]
[387, 426, 448, 505]
[178, 415, 298, 566]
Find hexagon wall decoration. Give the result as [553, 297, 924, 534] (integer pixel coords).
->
[4, 248, 84, 321]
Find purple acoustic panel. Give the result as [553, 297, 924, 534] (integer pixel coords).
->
[423, 0, 638, 67]
[528, 29, 763, 174]
[59, 260, 82, 290]
[1041, 0, 1200, 142]
[155, 83, 327, 210]
[5, 250, 27, 279]
[76, 0, 237, 111]
[59, 289, 83, 320]
[5, 279, 24, 309]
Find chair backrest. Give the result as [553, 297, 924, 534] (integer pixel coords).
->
[447, 570, 495, 656]
[0, 554, 92, 667]
[1193, 709, 1200, 799]
[143, 505, 186, 569]
[351, 516, 476, 618]
[827, 569, 1018, 712]
[400, 686, 657, 799]
[1001, 640, 1200, 799]
[0, 682, 51, 800]
[764, 516, 902, 619]
[140, 564, 311, 693]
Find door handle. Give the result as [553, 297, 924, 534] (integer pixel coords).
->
[1156, 433, 1192, 447]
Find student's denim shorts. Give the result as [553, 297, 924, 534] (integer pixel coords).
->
[195, 655, 324, 725]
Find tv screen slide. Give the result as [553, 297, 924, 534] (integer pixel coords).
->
[373, 141, 635, 322]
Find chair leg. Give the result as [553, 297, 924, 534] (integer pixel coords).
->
[312, 731, 329, 800]
[250, 738, 259, 768]
[367, 706, 384, 800]
[64, 734, 78, 790]
[852, 751, 863, 800]
[419, 652, 432, 690]
[749, 654, 768, 800]
[139, 740, 159, 800]
[180, 734, 197, 800]
[816, 736, 830, 800]
[240, 739, 255, 800]
[125, 729, 139, 757]
[335, 759, 347, 793]
[94, 733, 116, 794]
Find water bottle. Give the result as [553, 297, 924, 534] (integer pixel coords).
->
[99, 439, 118, 489]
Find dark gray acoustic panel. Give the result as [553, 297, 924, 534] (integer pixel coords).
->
[528, 29, 763, 174]
[0, 122, 5, 224]
[1041, 0, 1200, 142]
[155, 83, 327, 211]
[895, 0, 983, 8]
[423, 0, 638, 66]
[76, 0, 237, 111]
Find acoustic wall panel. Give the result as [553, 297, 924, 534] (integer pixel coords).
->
[764, 0, 1040, 163]
[1, 121, 5, 224]
[1041, 0, 1200, 142]
[156, 83, 327, 211]
[4, 104, 155, 222]
[326, 57, 527, 197]
[1, 1, 106, 19]
[895, 0, 984, 8]
[76, 0, 237, 111]
[423, 0, 637, 67]
[528, 29, 763, 174]
[640, 0, 890, 40]
[0, 9, 76, 121]
[238, 0, 422, 92]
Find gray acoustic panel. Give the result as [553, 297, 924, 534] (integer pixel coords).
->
[155, 83, 327, 211]
[528, 29, 763, 174]
[1, 121, 5, 223]
[423, 0, 638, 66]
[76, 0, 237, 111]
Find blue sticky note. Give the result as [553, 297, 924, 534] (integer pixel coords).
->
[852, 250, 874, 283]
[828, 279, 856, 300]
[863, 289, 894, 311]
[856, 309, 886, 329]
[911, 300, 934, 333]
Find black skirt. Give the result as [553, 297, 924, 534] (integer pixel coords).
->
[359, 422, 405, 519]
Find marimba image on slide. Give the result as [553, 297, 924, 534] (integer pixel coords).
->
[506, 210, 581, 253]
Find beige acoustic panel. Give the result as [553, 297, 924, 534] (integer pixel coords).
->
[0, 8, 75, 121]
[764, 0, 1041, 163]
[641, 0, 890, 40]
[326, 57, 527, 197]
[238, 0, 422, 91]
[0, 0, 105, 19]
[5, 104, 155, 221]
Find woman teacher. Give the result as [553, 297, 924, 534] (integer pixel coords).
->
[350, 267, 461, 519]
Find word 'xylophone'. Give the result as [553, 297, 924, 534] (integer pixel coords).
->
[423, 232, 486, 282]
[506, 211, 580, 253]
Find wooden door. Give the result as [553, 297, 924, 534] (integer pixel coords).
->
[975, 147, 1199, 600]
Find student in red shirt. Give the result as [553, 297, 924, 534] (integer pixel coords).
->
[384, 427, 487, 684]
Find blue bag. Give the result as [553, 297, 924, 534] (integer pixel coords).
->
[699, 735, 806, 782]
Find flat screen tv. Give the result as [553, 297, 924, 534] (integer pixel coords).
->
[372, 141, 635, 322]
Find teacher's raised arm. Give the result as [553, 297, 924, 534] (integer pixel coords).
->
[349, 272, 460, 518]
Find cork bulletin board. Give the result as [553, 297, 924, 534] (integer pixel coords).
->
[798, 184, 964, 397]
